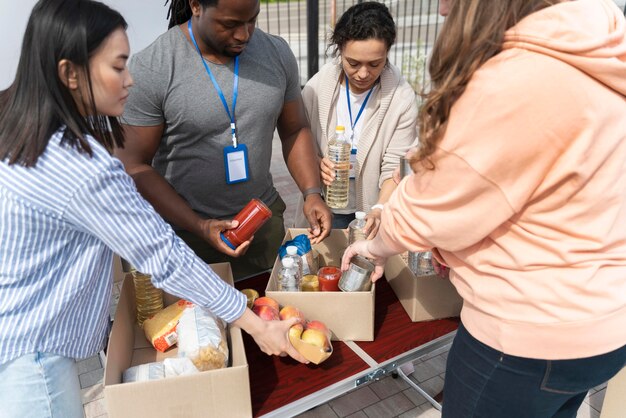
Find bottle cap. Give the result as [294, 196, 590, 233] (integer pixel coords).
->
[281, 257, 295, 268]
[220, 233, 237, 250]
[355, 211, 366, 220]
[286, 245, 298, 256]
[335, 125, 345, 133]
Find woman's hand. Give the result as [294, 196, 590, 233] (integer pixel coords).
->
[233, 309, 308, 363]
[319, 157, 335, 186]
[364, 208, 382, 239]
[341, 240, 386, 282]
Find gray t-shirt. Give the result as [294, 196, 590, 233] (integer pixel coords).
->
[122, 27, 301, 219]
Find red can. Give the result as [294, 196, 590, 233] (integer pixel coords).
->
[220, 199, 272, 250]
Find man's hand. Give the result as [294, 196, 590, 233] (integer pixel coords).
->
[197, 219, 252, 257]
[303, 194, 332, 244]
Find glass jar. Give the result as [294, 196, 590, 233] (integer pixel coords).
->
[220, 199, 272, 250]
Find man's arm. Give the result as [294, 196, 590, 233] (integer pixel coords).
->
[115, 124, 250, 257]
[277, 98, 332, 243]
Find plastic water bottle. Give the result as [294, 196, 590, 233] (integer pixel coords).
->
[285, 245, 303, 277]
[325, 126, 351, 209]
[278, 257, 301, 292]
[409, 251, 435, 276]
[348, 211, 368, 245]
[131, 268, 164, 327]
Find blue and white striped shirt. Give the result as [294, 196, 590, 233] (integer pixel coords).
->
[0, 130, 246, 365]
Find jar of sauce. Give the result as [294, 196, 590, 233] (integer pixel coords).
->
[317, 266, 341, 291]
[220, 199, 272, 249]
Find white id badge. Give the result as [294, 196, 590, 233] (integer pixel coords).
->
[349, 148, 357, 179]
[223, 144, 249, 184]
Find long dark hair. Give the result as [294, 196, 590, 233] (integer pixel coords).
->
[328, 1, 396, 57]
[0, 0, 127, 167]
[165, 0, 218, 30]
[415, 0, 561, 168]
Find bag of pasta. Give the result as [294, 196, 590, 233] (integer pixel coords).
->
[176, 304, 229, 371]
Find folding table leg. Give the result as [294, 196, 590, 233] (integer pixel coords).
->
[396, 367, 442, 411]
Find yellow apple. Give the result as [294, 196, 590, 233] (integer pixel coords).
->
[301, 329, 330, 350]
[288, 323, 304, 340]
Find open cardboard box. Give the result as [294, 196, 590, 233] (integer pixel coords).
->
[384, 254, 462, 322]
[266, 228, 375, 341]
[104, 263, 252, 418]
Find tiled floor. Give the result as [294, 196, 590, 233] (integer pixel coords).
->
[81, 134, 608, 417]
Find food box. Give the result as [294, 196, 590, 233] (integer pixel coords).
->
[384, 254, 462, 322]
[104, 263, 252, 418]
[266, 228, 375, 341]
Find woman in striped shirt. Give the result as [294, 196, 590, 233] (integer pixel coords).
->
[0, 1, 306, 416]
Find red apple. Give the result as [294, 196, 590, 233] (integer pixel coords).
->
[301, 329, 330, 350]
[279, 306, 305, 323]
[305, 320, 330, 337]
[288, 323, 304, 340]
[253, 304, 279, 321]
[253, 296, 279, 311]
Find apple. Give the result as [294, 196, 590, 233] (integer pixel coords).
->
[253, 296, 279, 311]
[253, 304, 279, 321]
[305, 320, 330, 337]
[301, 329, 330, 351]
[279, 306, 305, 323]
[288, 323, 304, 340]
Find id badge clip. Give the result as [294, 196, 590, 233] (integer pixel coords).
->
[224, 142, 250, 184]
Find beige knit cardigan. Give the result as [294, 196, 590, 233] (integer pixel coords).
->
[293, 59, 418, 227]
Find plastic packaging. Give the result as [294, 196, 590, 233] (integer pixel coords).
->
[177, 305, 229, 372]
[143, 299, 192, 352]
[131, 269, 164, 327]
[325, 126, 351, 209]
[122, 357, 199, 383]
[348, 211, 368, 245]
[278, 234, 318, 275]
[220, 198, 272, 250]
[278, 257, 301, 292]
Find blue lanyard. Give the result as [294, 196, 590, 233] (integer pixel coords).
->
[345, 74, 375, 143]
[188, 20, 240, 147]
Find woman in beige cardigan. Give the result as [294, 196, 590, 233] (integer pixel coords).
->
[295, 1, 418, 234]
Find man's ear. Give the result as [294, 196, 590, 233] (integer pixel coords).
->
[58, 59, 79, 90]
[189, 0, 201, 16]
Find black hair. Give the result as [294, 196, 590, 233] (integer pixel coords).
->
[165, 0, 219, 30]
[329, 1, 396, 57]
[0, 0, 127, 167]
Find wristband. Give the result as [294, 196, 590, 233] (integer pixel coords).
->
[370, 204, 384, 211]
[303, 187, 323, 200]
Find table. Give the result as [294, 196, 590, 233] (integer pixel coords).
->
[235, 273, 459, 417]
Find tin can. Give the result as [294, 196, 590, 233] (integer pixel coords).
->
[220, 199, 272, 250]
[339, 256, 375, 292]
[400, 156, 413, 178]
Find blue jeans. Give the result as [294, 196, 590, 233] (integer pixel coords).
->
[443, 323, 626, 418]
[332, 213, 355, 229]
[0, 353, 83, 418]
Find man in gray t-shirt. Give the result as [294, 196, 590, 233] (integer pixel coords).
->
[116, 0, 331, 279]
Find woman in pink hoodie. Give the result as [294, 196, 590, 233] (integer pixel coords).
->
[343, 0, 626, 416]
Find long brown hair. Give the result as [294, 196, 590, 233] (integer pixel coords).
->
[415, 0, 562, 169]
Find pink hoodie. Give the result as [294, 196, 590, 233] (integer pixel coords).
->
[379, 0, 626, 359]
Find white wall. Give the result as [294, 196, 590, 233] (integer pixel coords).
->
[0, 0, 167, 89]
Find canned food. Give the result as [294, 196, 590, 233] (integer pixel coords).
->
[339, 256, 374, 292]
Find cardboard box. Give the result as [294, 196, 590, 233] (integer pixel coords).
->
[384, 254, 462, 322]
[104, 263, 252, 418]
[266, 228, 375, 341]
